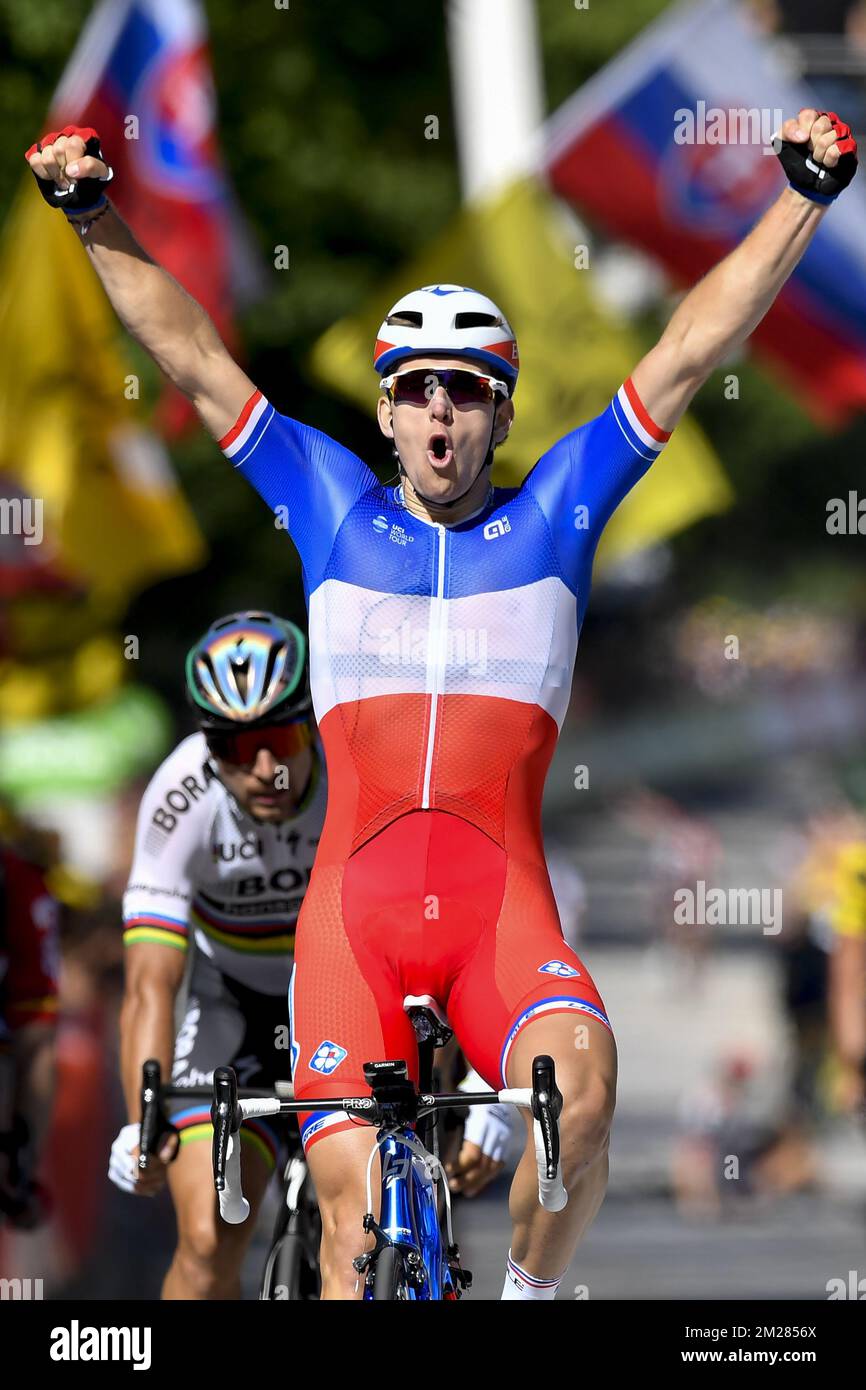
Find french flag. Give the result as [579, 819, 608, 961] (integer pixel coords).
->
[544, 0, 866, 427]
[49, 0, 253, 436]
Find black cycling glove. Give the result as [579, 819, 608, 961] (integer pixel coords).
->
[24, 125, 114, 215]
[773, 111, 857, 204]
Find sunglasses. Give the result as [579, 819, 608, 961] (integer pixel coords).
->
[206, 721, 312, 768]
[379, 367, 510, 408]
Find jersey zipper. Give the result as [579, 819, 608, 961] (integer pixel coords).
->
[421, 523, 447, 808]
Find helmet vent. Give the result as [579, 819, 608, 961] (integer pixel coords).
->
[454, 312, 501, 329]
[261, 643, 284, 699]
[230, 655, 250, 700]
[386, 311, 423, 328]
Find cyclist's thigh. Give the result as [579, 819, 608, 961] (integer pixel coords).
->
[506, 1009, 617, 1099]
[167, 1128, 273, 1254]
[448, 854, 614, 1090]
[305, 1123, 380, 1223]
[290, 855, 418, 1154]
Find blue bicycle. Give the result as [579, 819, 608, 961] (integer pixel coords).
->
[211, 1002, 566, 1300]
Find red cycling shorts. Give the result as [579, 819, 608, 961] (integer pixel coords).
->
[290, 810, 612, 1151]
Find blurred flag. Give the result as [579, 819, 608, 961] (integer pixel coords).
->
[0, 179, 205, 613]
[309, 177, 731, 568]
[545, 0, 866, 428]
[0, 178, 206, 719]
[50, 0, 255, 436]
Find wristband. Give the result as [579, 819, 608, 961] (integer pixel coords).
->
[25, 125, 114, 216]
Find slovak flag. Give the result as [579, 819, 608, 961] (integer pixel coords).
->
[544, 0, 866, 427]
[49, 0, 250, 435]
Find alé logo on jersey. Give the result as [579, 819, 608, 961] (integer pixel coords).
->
[483, 516, 511, 541]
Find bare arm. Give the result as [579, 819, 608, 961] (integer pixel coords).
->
[27, 131, 254, 440]
[119, 942, 186, 1190]
[632, 109, 842, 430]
[119, 942, 185, 1121]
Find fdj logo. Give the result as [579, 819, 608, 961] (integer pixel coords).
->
[309, 1040, 348, 1075]
[483, 516, 511, 541]
[538, 960, 580, 979]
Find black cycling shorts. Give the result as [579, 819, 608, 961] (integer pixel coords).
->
[168, 951, 294, 1170]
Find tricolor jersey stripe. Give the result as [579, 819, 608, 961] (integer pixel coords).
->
[123, 912, 189, 952]
[172, 1105, 278, 1169]
[506, 1251, 565, 1290]
[500, 996, 612, 1086]
[299, 1109, 359, 1152]
[613, 378, 671, 460]
[218, 390, 274, 466]
[190, 899, 297, 955]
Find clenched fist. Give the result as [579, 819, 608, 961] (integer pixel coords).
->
[25, 124, 113, 216]
[773, 108, 857, 204]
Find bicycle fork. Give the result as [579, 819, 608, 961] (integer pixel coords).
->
[353, 1133, 469, 1299]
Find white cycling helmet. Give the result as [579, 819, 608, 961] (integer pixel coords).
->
[373, 284, 519, 391]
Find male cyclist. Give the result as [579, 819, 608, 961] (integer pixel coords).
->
[112, 612, 326, 1299]
[28, 107, 857, 1299]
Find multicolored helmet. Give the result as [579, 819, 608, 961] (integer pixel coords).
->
[185, 612, 312, 731]
[373, 285, 519, 391]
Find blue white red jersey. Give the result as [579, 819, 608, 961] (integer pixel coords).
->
[219, 380, 670, 861]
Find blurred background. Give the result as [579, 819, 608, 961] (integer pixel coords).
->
[3, 0, 866, 1299]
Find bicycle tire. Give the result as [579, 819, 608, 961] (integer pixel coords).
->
[372, 1244, 407, 1301]
[263, 1231, 303, 1300]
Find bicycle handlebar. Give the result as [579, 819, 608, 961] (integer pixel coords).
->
[138, 1058, 173, 1174]
[212, 1066, 250, 1224]
[209, 1053, 567, 1223]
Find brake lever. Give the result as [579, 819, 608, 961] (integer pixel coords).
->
[211, 1065, 239, 1192]
[530, 1054, 562, 1181]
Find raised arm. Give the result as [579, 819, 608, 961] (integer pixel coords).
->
[26, 126, 254, 441]
[631, 108, 857, 431]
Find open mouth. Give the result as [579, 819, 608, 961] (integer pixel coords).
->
[427, 432, 453, 466]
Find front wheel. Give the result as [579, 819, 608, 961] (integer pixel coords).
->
[261, 1231, 302, 1300]
[372, 1244, 407, 1301]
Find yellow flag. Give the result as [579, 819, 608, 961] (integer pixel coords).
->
[310, 178, 731, 568]
[0, 179, 205, 604]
